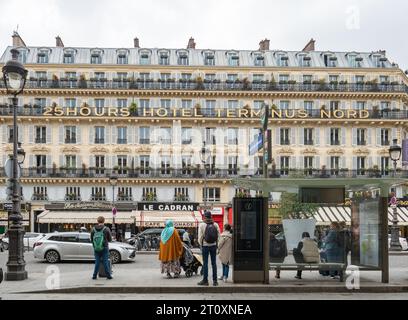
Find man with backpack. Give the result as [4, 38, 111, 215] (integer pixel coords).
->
[91, 216, 113, 280]
[197, 210, 220, 286]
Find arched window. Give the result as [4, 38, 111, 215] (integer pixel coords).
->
[116, 49, 129, 65]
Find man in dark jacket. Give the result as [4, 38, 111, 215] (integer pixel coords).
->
[91, 216, 113, 280]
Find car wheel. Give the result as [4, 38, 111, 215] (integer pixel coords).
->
[109, 250, 121, 264]
[45, 250, 60, 263]
[185, 270, 193, 278]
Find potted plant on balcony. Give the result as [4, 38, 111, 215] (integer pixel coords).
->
[79, 74, 87, 88]
[242, 77, 250, 90]
[287, 79, 297, 85]
[278, 192, 318, 251]
[196, 76, 204, 90]
[368, 165, 381, 178]
[129, 102, 138, 116]
[51, 74, 59, 88]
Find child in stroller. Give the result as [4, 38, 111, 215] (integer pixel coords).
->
[180, 242, 202, 277]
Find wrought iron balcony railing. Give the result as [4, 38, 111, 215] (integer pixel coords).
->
[1, 79, 406, 93]
[1, 167, 406, 179]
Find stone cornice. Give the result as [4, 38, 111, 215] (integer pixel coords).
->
[90, 146, 109, 153]
[276, 147, 294, 155]
[31, 146, 51, 153]
[301, 147, 318, 155]
[377, 148, 390, 156]
[113, 146, 131, 153]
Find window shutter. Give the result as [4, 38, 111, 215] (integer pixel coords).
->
[112, 156, 117, 168]
[341, 128, 346, 146]
[29, 155, 34, 168]
[315, 128, 320, 146]
[76, 127, 82, 144]
[290, 156, 296, 169]
[275, 128, 280, 145]
[46, 155, 52, 168]
[368, 157, 373, 169]
[376, 128, 381, 146]
[46, 126, 52, 144]
[89, 127, 94, 144]
[299, 127, 304, 146]
[367, 128, 371, 145]
[112, 126, 117, 144]
[326, 128, 331, 145]
[59, 155, 64, 167]
[276, 156, 281, 169]
[391, 128, 397, 141]
[89, 155, 95, 168]
[106, 156, 111, 169]
[128, 126, 133, 144]
[77, 156, 82, 168]
[134, 125, 139, 143]
[59, 125, 64, 144]
[29, 125, 34, 144]
[352, 128, 357, 146]
[18, 124, 23, 142]
[352, 156, 357, 170]
[298, 156, 304, 169]
[326, 156, 331, 169]
[341, 156, 347, 169]
[1, 125, 6, 144]
[105, 126, 110, 144]
[315, 156, 320, 169]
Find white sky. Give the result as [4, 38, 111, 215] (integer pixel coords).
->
[0, 0, 407, 70]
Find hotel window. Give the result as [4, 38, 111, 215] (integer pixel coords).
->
[304, 128, 314, 145]
[348, 55, 362, 68]
[381, 129, 390, 146]
[228, 156, 238, 175]
[65, 98, 76, 108]
[65, 187, 81, 201]
[91, 187, 106, 201]
[160, 99, 171, 110]
[304, 156, 314, 175]
[324, 54, 337, 67]
[116, 72, 128, 81]
[178, 53, 189, 65]
[280, 156, 290, 176]
[372, 55, 386, 68]
[117, 127, 127, 144]
[34, 155, 46, 174]
[227, 128, 238, 145]
[37, 51, 49, 63]
[117, 53, 128, 65]
[205, 128, 216, 145]
[181, 100, 192, 109]
[303, 75, 312, 84]
[357, 157, 366, 175]
[379, 76, 389, 84]
[174, 187, 189, 201]
[227, 53, 239, 66]
[16, 49, 27, 64]
[276, 54, 288, 67]
[381, 101, 390, 111]
[140, 99, 150, 109]
[205, 74, 216, 81]
[381, 157, 390, 176]
[330, 101, 340, 111]
[356, 101, 366, 110]
[298, 55, 311, 67]
[304, 101, 314, 113]
[7, 126, 14, 143]
[253, 54, 265, 67]
[65, 72, 77, 88]
[159, 127, 172, 144]
[204, 52, 215, 66]
[140, 156, 150, 175]
[203, 187, 221, 202]
[95, 99, 105, 113]
[139, 127, 150, 144]
[227, 100, 238, 109]
[140, 52, 150, 65]
[34, 98, 46, 114]
[65, 155, 77, 169]
[95, 155, 105, 174]
[159, 52, 169, 65]
[63, 52, 74, 64]
[357, 129, 366, 146]
[280, 128, 290, 145]
[90, 53, 102, 64]
[160, 73, 171, 82]
[117, 187, 132, 201]
[254, 100, 264, 110]
[94, 127, 105, 144]
[278, 74, 289, 83]
[227, 74, 238, 82]
[205, 100, 216, 116]
[36, 71, 47, 87]
[32, 186, 48, 201]
[117, 99, 127, 109]
[330, 156, 340, 175]
[355, 75, 365, 84]
[181, 127, 192, 144]
[279, 101, 290, 110]
[117, 155, 128, 174]
[329, 75, 339, 83]
[161, 156, 171, 175]
[330, 128, 340, 145]
[65, 126, 77, 144]
[35, 126, 47, 144]
[182, 156, 192, 175]
[142, 187, 156, 201]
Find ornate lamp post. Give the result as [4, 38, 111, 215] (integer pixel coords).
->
[200, 141, 211, 211]
[3, 49, 28, 281]
[109, 174, 118, 241]
[389, 138, 402, 251]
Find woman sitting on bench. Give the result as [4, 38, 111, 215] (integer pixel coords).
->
[293, 232, 320, 279]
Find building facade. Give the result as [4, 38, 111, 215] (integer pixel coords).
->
[1, 34, 408, 234]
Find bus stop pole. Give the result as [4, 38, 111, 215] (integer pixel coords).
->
[381, 196, 389, 283]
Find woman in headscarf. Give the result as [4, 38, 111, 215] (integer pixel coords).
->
[158, 220, 183, 278]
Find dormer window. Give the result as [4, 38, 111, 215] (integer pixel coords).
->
[140, 50, 151, 65]
[90, 50, 103, 64]
[117, 54, 128, 65]
[177, 51, 189, 66]
[298, 54, 311, 67]
[347, 54, 363, 68]
[227, 52, 239, 66]
[276, 53, 288, 67]
[252, 52, 265, 67]
[15, 48, 28, 64]
[37, 50, 49, 63]
[63, 49, 76, 64]
[372, 55, 387, 68]
[322, 52, 337, 67]
[159, 51, 170, 65]
[203, 51, 215, 66]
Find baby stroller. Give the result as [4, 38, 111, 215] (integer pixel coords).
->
[180, 242, 202, 277]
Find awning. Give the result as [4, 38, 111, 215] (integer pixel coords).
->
[37, 210, 136, 224]
[314, 206, 408, 226]
[132, 210, 202, 228]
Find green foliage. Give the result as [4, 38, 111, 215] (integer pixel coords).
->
[278, 192, 318, 219]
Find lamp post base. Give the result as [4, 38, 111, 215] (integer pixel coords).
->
[5, 224, 28, 281]
[5, 269, 28, 281]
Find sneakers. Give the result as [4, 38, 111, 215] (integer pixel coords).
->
[197, 280, 209, 286]
[223, 277, 227, 283]
[92, 276, 97, 280]
[218, 276, 224, 280]
[294, 275, 302, 279]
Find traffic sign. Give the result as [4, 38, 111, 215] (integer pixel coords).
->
[4, 158, 21, 179]
[3, 203, 13, 211]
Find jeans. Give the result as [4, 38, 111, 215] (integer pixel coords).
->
[222, 263, 229, 279]
[326, 249, 341, 276]
[93, 247, 111, 278]
[202, 245, 217, 282]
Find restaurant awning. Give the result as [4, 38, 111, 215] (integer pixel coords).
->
[37, 210, 136, 224]
[314, 206, 408, 226]
[132, 210, 202, 228]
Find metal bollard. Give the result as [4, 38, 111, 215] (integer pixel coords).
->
[0, 268, 3, 284]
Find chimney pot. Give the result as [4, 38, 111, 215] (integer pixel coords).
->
[56, 36, 64, 47]
[12, 31, 26, 47]
[187, 37, 196, 49]
[134, 37, 140, 48]
[302, 38, 316, 52]
[259, 38, 270, 51]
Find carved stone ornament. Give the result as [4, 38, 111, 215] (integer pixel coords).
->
[302, 147, 318, 155]
[90, 146, 108, 153]
[353, 148, 370, 155]
[31, 146, 50, 153]
[62, 146, 80, 153]
[377, 148, 390, 156]
[327, 148, 344, 155]
[277, 147, 294, 154]
[113, 146, 131, 153]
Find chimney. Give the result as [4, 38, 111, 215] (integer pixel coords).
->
[12, 31, 26, 47]
[187, 37, 196, 49]
[302, 38, 315, 52]
[378, 50, 386, 56]
[259, 39, 270, 51]
[56, 36, 64, 47]
[134, 37, 140, 48]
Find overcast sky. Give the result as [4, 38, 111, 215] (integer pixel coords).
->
[0, 0, 407, 70]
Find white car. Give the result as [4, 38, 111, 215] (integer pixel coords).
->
[1, 232, 46, 250]
[33, 232, 136, 264]
[388, 235, 408, 251]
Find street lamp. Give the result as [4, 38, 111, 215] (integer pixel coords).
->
[200, 141, 211, 211]
[109, 174, 118, 241]
[389, 139, 402, 251]
[2, 48, 28, 281]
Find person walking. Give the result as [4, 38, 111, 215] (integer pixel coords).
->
[269, 233, 287, 279]
[158, 220, 183, 279]
[197, 211, 221, 286]
[293, 232, 319, 279]
[91, 216, 113, 280]
[338, 221, 351, 267]
[218, 224, 233, 282]
[323, 222, 342, 278]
